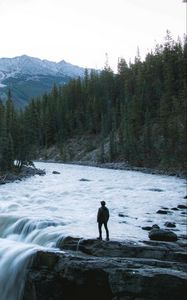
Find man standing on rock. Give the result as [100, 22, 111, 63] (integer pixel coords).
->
[97, 201, 109, 241]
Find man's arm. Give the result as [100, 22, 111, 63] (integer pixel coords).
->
[97, 208, 101, 222]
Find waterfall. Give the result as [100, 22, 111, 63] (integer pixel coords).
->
[0, 216, 64, 300]
[76, 238, 84, 252]
[0, 239, 40, 300]
[1, 216, 64, 246]
[0, 161, 186, 300]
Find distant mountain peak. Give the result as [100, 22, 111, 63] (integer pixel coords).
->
[0, 55, 88, 107]
[0, 55, 86, 77]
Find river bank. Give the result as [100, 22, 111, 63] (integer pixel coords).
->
[0, 165, 45, 185]
[36, 158, 186, 179]
[0, 159, 186, 190]
[69, 160, 186, 179]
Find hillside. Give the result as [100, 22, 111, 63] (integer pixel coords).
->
[0, 35, 186, 175]
[36, 135, 186, 178]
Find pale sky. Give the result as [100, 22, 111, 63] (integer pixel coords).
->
[0, 0, 186, 71]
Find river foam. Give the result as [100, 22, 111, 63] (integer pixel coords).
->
[0, 162, 186, 299]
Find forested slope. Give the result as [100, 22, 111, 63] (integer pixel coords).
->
[0, 33, 186, 175]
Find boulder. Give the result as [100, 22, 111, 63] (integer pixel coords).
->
[118, 213, 126, 217]
[164, 222, 176, 228]
[142, 224, 160, 231]
[52, 171, 60, 174]
[177, 204, 187, 209]
[142, 226, 153, 231]
[148, 188, 164, 192]
[152, 224, 160, 229]
[149, 228, 178, 242]
[79, 178, 91, 182]
[156, 210, 169, 214]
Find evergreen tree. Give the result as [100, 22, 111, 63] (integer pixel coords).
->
[2, 34, 184, 174]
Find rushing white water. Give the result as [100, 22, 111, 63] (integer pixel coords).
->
[0, 162, 186, 299]
[0, 239, 41, 300]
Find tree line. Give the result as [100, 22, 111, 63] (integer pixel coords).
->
[0, 33, 186, 174]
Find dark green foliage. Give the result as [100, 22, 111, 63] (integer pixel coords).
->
[0, 34, 186, 174]
[1, 74, 71, 107]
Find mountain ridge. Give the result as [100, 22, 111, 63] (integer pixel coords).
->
[0, 54, 86, 76]
[0, 55, 87, 107]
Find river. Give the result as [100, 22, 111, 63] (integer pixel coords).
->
[0, 162, 186, 299]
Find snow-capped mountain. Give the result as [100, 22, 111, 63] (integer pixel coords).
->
[0, 55, 86, 107]
[0, 54, 85, 78]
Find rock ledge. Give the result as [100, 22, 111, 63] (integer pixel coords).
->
[23, 238, 187, 300]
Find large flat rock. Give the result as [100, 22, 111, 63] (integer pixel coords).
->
[23, 238, 187, 300]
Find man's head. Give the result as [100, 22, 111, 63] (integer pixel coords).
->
[101, 201, 106, 206]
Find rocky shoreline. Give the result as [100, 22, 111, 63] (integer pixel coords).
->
[68, 161, 187, 179]
[36, 158, 186, 179]
[0, 165, 45, 185]
[23, 237, 187, 300]
[2, 159, 184, 183]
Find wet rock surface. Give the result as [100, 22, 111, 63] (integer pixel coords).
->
[178, 204, 187, 209]
[156, 209, 171, 215]
[52, 171, 61, 174]
[164, 222, 176, 228]
[23, 237, 187, 300]
[149, 228, 178, 242]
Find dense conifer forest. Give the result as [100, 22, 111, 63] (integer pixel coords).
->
[0, 33, 186, 175]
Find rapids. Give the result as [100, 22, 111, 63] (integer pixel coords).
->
[0, 162, 186, 299]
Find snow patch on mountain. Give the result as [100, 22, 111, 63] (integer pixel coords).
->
[0, 55, 85, 84]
